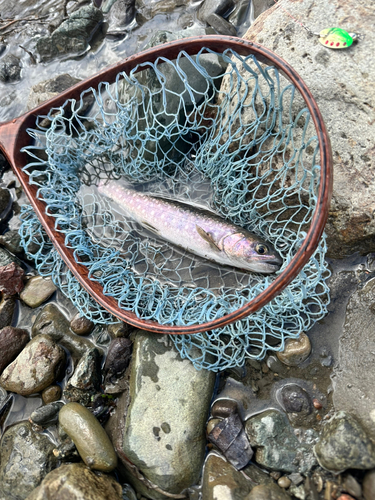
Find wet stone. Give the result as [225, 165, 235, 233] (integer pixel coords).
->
[64, 348, 102, 405]
[25, 462, 123, 500]
[314, 411, 375, 472]
[363, 469, 375, 500]
[0, 54, 21, 83]
[278, 476, 291, 489]
[107, 0, 136, 30]
[0, 334, 66, 396]
[245, 483, 291, 500]
[30, 402, 64, 427]
[106, 330, 216, 498]
[0, 326, 29, 375]
[245, 410, 317, 473]
[20, 276, 57, 308]
[208, 412, 253, 469]
[276, 333, 311, 366]
[70, 312, 95, 335]
[0, 421, 57, 500]
[211, 398, 239, 419]
[107, 320, 131, 338]
[42, 385, 62, 404]
[343, 474, 362, 499]
[0, 230, 23, 254]
[0, 246, 22, 267]
[36, 6, 104, 62]
[278, 383, 314, 426]
[32, 303, 96, 360]
[0, 262, 24, 295]
[201, 452, 253, 500]
[103, 337, 132, 393]
[0, 187, 11, 219]
[0, 295, 16, 329]
[59, 402, 118, 472]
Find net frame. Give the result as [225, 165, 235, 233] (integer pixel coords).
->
[0, 36, 333, 336]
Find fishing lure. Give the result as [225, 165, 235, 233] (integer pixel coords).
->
[274, 0, 362, 49]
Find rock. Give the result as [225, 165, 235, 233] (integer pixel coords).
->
[201, 452, 253, 499]
[208, 413, 253, 469]
[42, 385, 62, 404]
[314, 411, 375, 472]
[205, 13, 238, 36]
[27, 74, 81, 110]
[0, 54, 21, 83]
[343, 474, 362, 499]
[20, 276, 57, 307]
[245, 483, 291, 500]
[107, 321, 131, 338]
[24, 462, 122, 500]
[136, 0, 189, 21]
[198, 0, 237, 35]
[0, 230, 23, 254]
[0, 335, 66, 396]
[106, 330, 215, 499]
[243, 0, 375, 257]
[278, 384, 312, 414]
[211, 398, 239, 419]
[107, 0, 135, 30]
[63, 348, 102, 405]
[276, 333, 311, 366]
[363, 469, 375, 500]
[0, 421, 57, 500]
[333, 278, 375, 439]
[32, 303, 96, 360]
[245, 410, 317, 473]
[30, 401, 63, 427]
[59, 402, 118, 472]
[36, 6, 104, 62]
[278, 476, 291, 489]
[0, 262, 24, 295]
[0, 326, 29, 375]
[0, 246, 22, 267]
[0, 187, 11, 219]
[207, 418, 222, 435]
[0, 295, 16, 329]
[70, 312, 95, 335]
[103, 337, 132, 393]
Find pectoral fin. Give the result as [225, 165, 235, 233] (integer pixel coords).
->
[196, 225, 221, 251]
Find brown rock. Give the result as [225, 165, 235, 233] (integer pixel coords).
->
[245, 483, 291, 499]
[276, 333, 311, 366]
[0, 295, 16, 329]
[0, 262, 25, 295]
[0, 326, 29, 375]
[25, 462, 122, 500]
[70, 312, 95, 336]
[0, 335, 66, 396]
[42, 385, 62, 404]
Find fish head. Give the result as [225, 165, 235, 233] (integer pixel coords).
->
[222, 232, 282, 274]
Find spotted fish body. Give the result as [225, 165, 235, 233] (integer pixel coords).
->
[97, 181, 282, 274]
[319, 28, 357, 49]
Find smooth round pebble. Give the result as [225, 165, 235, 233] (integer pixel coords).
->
[278, 476, 291, 488]
[42, 385, 62, 404]
[337, 495, 355, 500]
[59, 402, 117, 472]
[70, 312, 95, 335]
[211, 398, 238, 419]
[20, 276, 57, 308]
[276, 333, 311, 366]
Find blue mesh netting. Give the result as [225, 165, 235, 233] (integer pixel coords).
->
[19, 47, 330, 371]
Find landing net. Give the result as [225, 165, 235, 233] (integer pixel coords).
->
[19, 47, 330, 371]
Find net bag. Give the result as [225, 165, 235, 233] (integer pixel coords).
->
[19, 40, 331, 371]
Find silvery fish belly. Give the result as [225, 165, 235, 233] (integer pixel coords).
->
[97, 181, 282, 274]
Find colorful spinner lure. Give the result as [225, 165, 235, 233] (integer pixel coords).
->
[318, 28, 359, 49]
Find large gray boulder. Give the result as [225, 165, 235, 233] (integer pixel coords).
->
[243, 0, 375, 257]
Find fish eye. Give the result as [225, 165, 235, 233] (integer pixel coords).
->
[255, 244, 268, 255]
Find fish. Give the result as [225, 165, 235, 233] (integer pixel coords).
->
[97, 181, 282, 274]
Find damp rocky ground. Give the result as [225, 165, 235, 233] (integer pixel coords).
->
[0, 0, 374, 499]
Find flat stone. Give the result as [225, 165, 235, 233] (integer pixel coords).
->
[245, 483, 291, 500]
[0, 335, 66, 396]
[332, 278, 375, 439]
[32, 303, 96, 360]
[0, 230, 23, 254]
[36, 6, 104, 62]
[0, 246, 22, 267]
[276, 333, 311, 366]
[59, 402, 118, 472]
[30, 402, 63, 427]
[314, 411, 375, 472]
[25, 462, 122, 500]
[363, 469, 375, 500]
[243, 0, 375, 257]
[0, 326, 29, 375]
[0, 54, 21, 83]
[201, 452, 253, 500]
[20, 276, 57, 308]
[245, 410, 317, 473]
[106, 330, 215, 499]
[0, 421, 57, 500]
